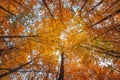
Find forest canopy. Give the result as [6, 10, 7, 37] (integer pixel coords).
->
[0, 0, 120, 80]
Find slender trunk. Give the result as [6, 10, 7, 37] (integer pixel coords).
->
[58, 52, 64, 80]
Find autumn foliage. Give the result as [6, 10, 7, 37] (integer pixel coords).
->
[0, 0, 120, 80]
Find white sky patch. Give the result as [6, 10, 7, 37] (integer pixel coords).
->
[89, 14, 93, 18]
[27, 55, 31, 62]
[27, 50, 38, 62]
[98, 58, 113, 67]
[10, 74, 17, 80]
[32, 50, 38, 55]
[38, 0, 42, 2]
[93, 24, 103, 29]
[18, 71, 29, 80]
[91, 0, 101, 7]
[55, 50, 60, 55]
[66, 26, 77, 32]
[94, 0, 101, 3]
[33, 4, 41, 10]
[72, 6, 81, 13]
[62, 0, 71, 9]
[5, 29, 9, 35]
[59, 32, 67, 40]
[49, 4, 55, 12]
[33, 3, 45, 21]
[55, 66, 59, 71]
[58, 56, 61, 64]
[77, 29, 83, 34]
[56, 51, 61, 63]
[38, 60, 43, 65]
[54, 51, 61, 63]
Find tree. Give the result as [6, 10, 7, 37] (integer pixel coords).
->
[0, 0, 120, 80]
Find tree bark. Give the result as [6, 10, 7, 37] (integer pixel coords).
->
[58, 52, 64, 80]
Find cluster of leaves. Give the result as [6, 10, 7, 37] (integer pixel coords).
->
[0, 0, 120, 80]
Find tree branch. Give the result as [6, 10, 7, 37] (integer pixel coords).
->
[0, 58, 36, 78]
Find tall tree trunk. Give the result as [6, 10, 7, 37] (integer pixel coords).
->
[58, 52, 64, 80]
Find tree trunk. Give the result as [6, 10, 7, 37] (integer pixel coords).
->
[58, 52, 64, 80]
